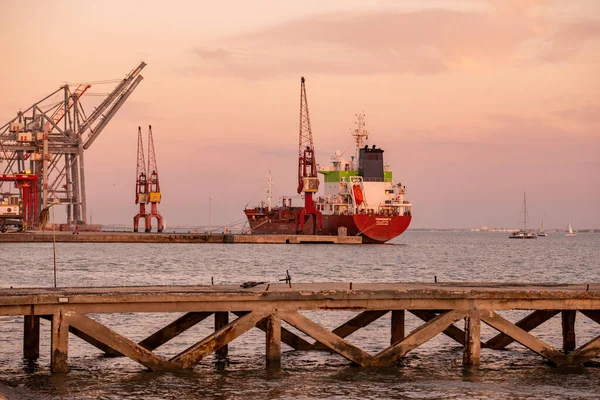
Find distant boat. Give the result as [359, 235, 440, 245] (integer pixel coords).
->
[537, 218, 547, 237]
[565, 221, 577, 237]
[509, 191, 537, 239]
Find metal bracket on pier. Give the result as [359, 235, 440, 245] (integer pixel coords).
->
[280, 270, 292, 288]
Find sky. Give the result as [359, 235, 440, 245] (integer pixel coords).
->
[0, 0, 598, 230]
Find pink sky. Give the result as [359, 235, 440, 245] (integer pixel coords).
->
[1, 0, 598, 229]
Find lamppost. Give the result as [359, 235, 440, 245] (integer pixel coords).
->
[40, 199, 60, 287]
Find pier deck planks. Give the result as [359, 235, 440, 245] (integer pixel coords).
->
[1, 282, 599, 372]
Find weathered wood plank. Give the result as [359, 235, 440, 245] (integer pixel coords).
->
[235, 311, 314, 351]
[104, 312, 213, 356]
[391, 310, 405, 345]
[171, 311, 267, 369]
[561, 311, 577, 352]
[480, 310, 567, 365]
[66, 312, 174, 371]
[42, 315, 115, 354]
[215, 312, 229, 358]
[51, 312, 69, 373]
[280, 311, 374, 366]
[313, 310, 389, 350]
[568, 335, 600, 365]
[266, 312, 281, 368]
[485, 310, 559, 350]
[463, 311, 481, 366]
[374, 310, 467, 366]
[23, 315, 40, 359]
[140, 312, 213, 351]
[410, 310, 467, 346]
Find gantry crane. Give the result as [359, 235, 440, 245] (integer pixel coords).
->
[0, 62, 146, 229]
[295, 77, 322, 234]
[133, 125, 163, 233]
[133, 127, 148, 232]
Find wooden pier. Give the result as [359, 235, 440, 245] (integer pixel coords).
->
[0, 232, 362, 244]
[1, 282, 599, 372]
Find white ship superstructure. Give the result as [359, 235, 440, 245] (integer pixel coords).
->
[316, 114, 412, 218]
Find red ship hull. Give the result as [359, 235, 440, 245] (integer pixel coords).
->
[244, 208, 411, 243]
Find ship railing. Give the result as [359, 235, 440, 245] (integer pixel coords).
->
[361, 177, 385, 182]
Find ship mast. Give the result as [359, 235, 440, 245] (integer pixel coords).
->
[523, 191, 528, 231]
[351, 113, 369, 169]
[266, 170, 272, 211]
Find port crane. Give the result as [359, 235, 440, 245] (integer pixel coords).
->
[295, 77, 322, 234]
[145, 125, 163, 232]
[133, 127, 148, 232]
[0, 62, 146, 230]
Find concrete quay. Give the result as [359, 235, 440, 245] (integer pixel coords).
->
[0, 232, 362, 244]
[1, 282, 598, 372]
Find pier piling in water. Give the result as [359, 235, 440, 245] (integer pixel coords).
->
[1, 283, 599, 372]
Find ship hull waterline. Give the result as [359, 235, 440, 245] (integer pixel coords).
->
[244, 209, 411, 244]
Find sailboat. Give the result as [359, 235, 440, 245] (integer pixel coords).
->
[537, 218, 547, 237]
[509, 191, 537, 239]
[565, 221, 577, 237]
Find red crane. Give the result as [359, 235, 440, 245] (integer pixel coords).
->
[45, 84, 91, 132]
[133, 126, 148, 232]
[145, 125, 164, 232]
[295, 77, 322, 234]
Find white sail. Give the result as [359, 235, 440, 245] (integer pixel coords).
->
[565, 220, 577, 236]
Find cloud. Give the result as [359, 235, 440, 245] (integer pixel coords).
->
[532, 18, 600, 62]
[188, 5, 600, 79]
[554, 105, 600, 125]
[188, 8, 534, 78]
[192, 47, 233, 61]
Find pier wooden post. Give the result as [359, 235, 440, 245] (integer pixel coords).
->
[215, 312, 229, 358]
[391, 310, 405, 345]
[51, 312, 69, 373]
[266, 312, 281, 368]
[463, 312, 480, 366]
[561, 311, 576, 352]
[23, 315, 40, 359]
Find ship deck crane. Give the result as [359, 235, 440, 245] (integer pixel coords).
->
[295, 77, 322, 234]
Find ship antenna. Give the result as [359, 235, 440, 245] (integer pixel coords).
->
[266, 170, 273, 212]
[352, 112, 369, 150]
[351, 112, 369, 169]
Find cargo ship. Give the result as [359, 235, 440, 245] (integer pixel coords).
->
[244, 114, 412, 243]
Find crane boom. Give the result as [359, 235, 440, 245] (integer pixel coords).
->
[80, 61, 147, 149]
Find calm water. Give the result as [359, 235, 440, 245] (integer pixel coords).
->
[1, 231, 599, 399]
